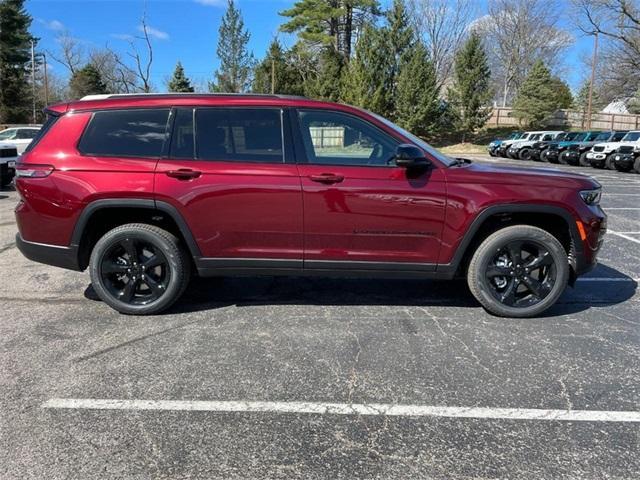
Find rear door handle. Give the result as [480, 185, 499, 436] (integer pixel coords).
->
[166, 169, 201, 180]
[309, 173, 344, 184]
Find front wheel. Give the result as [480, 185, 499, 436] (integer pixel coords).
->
[635, 157, 640, 174]
[605, 154, 617, 170]
[578, 152, 591, 167]
[467, 225, 569, 318]
[558, 151, 570, 165]
[89, 223, 190, 315]
[518, 148, 532, 161]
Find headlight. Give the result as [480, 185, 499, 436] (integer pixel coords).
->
[580, 188, 601, 205]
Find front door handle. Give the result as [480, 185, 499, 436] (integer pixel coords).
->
[166, 169, 201, 180]
[309, 173, 344, 184]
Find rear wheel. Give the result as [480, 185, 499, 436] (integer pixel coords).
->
[467, 225, 569, 318]
[518, 148, 532, 161]
[578, 152, 591, 167]
[89, 223, 190, 315]
[605, 154, 617, 170]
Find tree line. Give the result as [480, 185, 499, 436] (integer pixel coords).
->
[2, 0, 639, 139]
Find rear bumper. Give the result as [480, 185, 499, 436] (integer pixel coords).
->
[15, 234, 81, 271]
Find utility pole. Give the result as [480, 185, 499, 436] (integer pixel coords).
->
[42, 52, 49, 106]
[271, 57, 275, 95]
[31, 40, 36, 123]
[586, 32, 599, 130]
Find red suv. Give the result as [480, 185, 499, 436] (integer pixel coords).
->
[15, 94, 606, 317]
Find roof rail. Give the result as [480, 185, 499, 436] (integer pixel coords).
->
[79, 93, 308, 101]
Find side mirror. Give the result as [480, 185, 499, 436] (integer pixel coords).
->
[395, 144, 430, 169]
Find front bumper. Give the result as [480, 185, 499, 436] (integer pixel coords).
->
[16, 234, 81, 271]
[613, 153, 636, 170]
[542, 149, 559, 162]
[574, 207, 607, 277]
[562, 150, 580, 165]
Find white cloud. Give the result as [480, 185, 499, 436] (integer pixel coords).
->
[111, 33, 135, 41]
[194, 0, 226, 6]
[138, 24, 169, 40]
[38, 18, 65, 31]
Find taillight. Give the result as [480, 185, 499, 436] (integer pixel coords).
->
[15, 164, 54, 178]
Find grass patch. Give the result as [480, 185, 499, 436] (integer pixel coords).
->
[438, 143, 488, 155]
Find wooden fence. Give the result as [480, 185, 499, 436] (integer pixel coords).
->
[489, 108, 640, 131]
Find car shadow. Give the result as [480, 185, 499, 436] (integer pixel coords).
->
[84, 263, 637, 317]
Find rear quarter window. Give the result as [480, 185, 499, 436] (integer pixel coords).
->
[78, 109, 170, 158]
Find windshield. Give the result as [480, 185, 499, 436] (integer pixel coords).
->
[509, 132, 521, 140]
[0, 129, 16, 140]
[584, 132, 609, 142]
[369, 111, 457, 166]
[594, 132, 611, 141]
[622, 131, 640, 142]
[611, 132, 627, 141]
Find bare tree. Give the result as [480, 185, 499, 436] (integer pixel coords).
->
[408, 0, 476, 88]
[89, 48, 139, 94]
[473, 0, 573, 106]
[573, 0, 640, 103]
[48, 32, 83, 74]
[113, 13, 154, 92]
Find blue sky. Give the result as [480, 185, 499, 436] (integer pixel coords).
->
[27, 0, 594, 91]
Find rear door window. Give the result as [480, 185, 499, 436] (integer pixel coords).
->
[194, 108, 283, 163]
[78, 109, 170, 157]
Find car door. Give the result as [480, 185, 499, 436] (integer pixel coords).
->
[293, 108, 447, 272]
[154, 107, 304, 270]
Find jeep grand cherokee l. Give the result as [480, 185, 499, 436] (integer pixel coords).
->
[15, 94, 606, 318]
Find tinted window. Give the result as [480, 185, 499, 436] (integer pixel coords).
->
[170, 108, 195, 158]
[542, 134, 552, 141]
[17, 129, 38, 139]
[79, 109, 170, 157]
[195, 108, 283, 163]
[297, 110, 397, 166]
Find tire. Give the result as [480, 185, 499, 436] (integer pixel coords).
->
[635, 157, 640, 174]
[507, 150, 518, 159]
[605, 154, 617, 170]
[539, 151, 550, 163]
[558, 151, 570, 165]
[467, 225, 569, 318]
[578, 152, 591, 167]
[489, 150, 497, 157]
[89, 223, 190, 315]
[518, 148, 532, 161]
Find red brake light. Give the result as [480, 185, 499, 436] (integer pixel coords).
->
[15, 164, 54, 178]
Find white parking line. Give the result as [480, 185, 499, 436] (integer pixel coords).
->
[42, 398, 640, 423]
[609, 230, 640, 245]
[604, 208, 640, 211]
[577, 278, 639, 282]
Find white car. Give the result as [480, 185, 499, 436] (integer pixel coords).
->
[0, 126, 41, 154]
[0, 143, 19, 187]
[586, 131, 640, 169]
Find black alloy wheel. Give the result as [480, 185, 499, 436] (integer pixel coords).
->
[484, 240, 556, 308]
[100, 237, 170, 305]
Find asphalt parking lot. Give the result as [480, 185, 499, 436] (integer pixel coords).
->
[1, 157, 639, 479]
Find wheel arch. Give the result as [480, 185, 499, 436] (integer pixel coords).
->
[71, 199, 201, 270]
[440, 204, 582, 280]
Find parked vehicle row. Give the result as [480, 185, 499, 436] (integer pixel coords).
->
[488, 129, 640, 173]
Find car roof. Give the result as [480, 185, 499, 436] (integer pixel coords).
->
[47, 93, 343, 114]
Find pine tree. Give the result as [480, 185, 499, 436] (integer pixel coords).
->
[252, 39, 304, 95]
[279, 0, 379, 59]
[211, 0, 253, 93]
[340, 24, 391, 115]
[168, 62, 194, 92]
[0, 0, 34, 123]
[395, 41, 440, 139]
[513, 60, 570, 128]
[306, 48, 345, 101]
[447, 33, 492, 142]
[341, 0, 413, 118]
[550, 77, 573, 109]
[69, 64, 107, 99]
